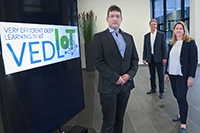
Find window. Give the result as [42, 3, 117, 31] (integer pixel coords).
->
[151, 0, 190, 44]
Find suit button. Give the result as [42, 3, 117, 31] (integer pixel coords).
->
[180, 58, 182, 59]
[181, 65, 182, 67]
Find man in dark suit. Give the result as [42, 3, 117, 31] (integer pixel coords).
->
[93, 5, 139, 133]
[143, 19, 167, 99]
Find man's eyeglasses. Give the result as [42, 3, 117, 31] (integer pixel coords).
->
[108, 15, 121, 19]
[150, 24, 157, 26]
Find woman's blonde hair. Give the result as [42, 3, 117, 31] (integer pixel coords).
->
[170, 21, 194, 45]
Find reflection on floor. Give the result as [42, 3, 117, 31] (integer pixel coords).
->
[0, 66, 199, 133]
[64, 65, 200, 133]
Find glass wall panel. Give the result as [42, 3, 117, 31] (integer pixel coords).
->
[166, 0, 181, 42]
[154, 0, 164, 24]
[152, 0, 190, 42]
[185, 0, 190, 18]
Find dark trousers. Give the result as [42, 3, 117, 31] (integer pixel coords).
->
[169, 75, 188, 124]
[148, 55, 164, 93]
[99, 90, 130, 133]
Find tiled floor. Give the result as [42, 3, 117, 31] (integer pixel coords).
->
[0, 66, 200, 133]
[64, 65, 200, 133]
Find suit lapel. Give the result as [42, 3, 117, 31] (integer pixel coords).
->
[105, 29, 116, 44]
[122, 32, 129, 58]
[154, 31, 159, 46]
[147, 33, 152, 52]
[180, 41, 186, 57]
[105, 29, 123, 58]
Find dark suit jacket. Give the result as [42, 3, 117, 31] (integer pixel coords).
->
[143, 30, 167, 63]
[165, 40, 198, 78]
[93, 29, 139, 94]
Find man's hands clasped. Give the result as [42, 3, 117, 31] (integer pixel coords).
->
[116, 74, 131, 85]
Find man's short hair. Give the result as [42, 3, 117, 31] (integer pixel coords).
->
[107, 5, 122, 17]
[149, 19, 157, 25]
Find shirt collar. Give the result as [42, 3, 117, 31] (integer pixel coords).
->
[151, 29, 157, 34]
[108, 27, 124, 34]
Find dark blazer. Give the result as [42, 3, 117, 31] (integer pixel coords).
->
[165, 40, 198, 78]
[93, 29, 139, 94]
[143, 30, 167, 63]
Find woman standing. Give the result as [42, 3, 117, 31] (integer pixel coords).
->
[164, 21, 198, 133]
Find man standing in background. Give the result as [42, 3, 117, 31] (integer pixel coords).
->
[93, 5, 139, 133]
[143, 19, 167, 99]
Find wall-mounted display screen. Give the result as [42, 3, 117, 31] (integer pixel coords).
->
[0, 22, 80, 75]
[0, 0, 84, 133]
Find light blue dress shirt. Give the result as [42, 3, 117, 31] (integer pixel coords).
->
[108, 27, 126, 58]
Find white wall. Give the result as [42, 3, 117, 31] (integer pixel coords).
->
[190, 0, 200, 64]
[77, 0, 151, 67]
